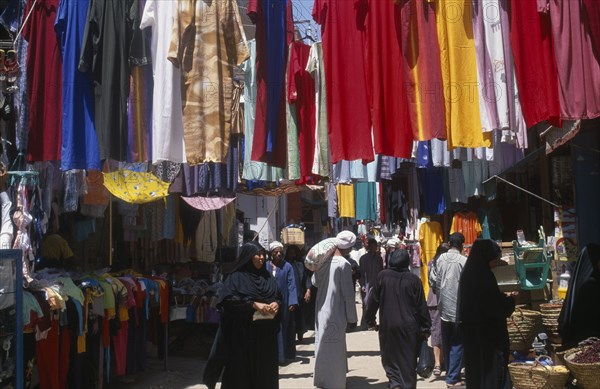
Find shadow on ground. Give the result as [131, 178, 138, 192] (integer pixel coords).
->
[347, 375, 388, 388]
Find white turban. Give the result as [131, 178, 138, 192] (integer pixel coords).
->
[269, 241, 284, 252]
[336, 231, 356, 250]
[387, 238, 400, 248]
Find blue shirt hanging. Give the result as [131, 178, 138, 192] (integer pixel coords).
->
[55, 0, 101, 171]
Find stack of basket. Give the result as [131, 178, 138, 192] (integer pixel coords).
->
[509, 356, 570, 389]
[508, 308, 543, 353]
[540, 301, 563, 345]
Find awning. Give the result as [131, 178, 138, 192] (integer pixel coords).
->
[238, 182, 323, 197]
[540, 120, 581, 155]
[181, 196, 236, 211]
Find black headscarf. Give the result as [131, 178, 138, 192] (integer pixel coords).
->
[218, 241, 278, 304]
[389, 249, 410, 272]
[558, 243, 600, 344]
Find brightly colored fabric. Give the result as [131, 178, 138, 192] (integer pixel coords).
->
[24, 0, 62, 162]
[435, 0, 490, 150]
[241, 40, 284, 182]
[140, 0, 187, 164]
[546, 0, 600, 120]
[336, 184, 356, 219]
[248, 0, 294, 168]
[168, 0, 249, 165]
[55, 0, 101, 171]
[450, 211, 482, 246]
[400, 0, 446, 141]
[364, 0, 413, 158]
[103, 170, 169, 204]
[509, 0, 561, 128]
[313, 0, 374, 163]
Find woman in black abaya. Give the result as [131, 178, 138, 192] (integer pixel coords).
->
[458, 239, 515, 389]
[558, 243, 600, 348]
[205, 241, 281, 389]
[365, 249, 431, 389]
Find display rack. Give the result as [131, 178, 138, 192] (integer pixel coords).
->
[0, 249, 23, 389]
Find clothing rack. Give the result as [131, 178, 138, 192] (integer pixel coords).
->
[0, 249, 24, 389]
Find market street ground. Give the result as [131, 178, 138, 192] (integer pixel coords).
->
[107, 301, 451, 389]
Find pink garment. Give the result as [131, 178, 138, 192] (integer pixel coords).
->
[547, 0, 600, 119]
[12, 185, 33, 284]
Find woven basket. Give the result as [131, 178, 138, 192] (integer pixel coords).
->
[509, 356, 570, 389]
[539, 302, 563, 345]
[508, 308, 542, 352]
[564, 346, 600, 389]
[281, 227, 305, 246]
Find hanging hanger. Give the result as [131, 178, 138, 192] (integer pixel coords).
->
[300, 27, 316, 42]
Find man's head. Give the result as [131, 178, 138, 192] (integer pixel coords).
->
[448, 232, 465, 252]
[336, 230, 357, 257]
[367, 238, 378, 253]
[269, 241, 284, 266]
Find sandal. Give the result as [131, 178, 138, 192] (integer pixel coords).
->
[433, 365, 441, 376]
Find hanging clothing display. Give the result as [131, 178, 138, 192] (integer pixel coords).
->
[435, 0, 491, 150]
[306, 42, 330, 177]
[168, 0, 249, 165]
[313, 0, 373, 163]
[400, 0, 446, 141]
[509, 0, 561, 128]
[140, 0, 186, 164]
[24, 0, 62, 162]
[419, 168, 445, 216]
[419, 220, 443, 265]
[450, 210, 482, 246]
[545, 0, 600, 120]
[248, 0, 294, 168]
[55, 0, 101, 171]
[288, 40, 317, 183]
[364, 0, 413, 158]
[336, 183, 356, 219]
[79, 0, 149, 161]
[127, 64, 152, 163]
[354, 182, 377, 221]
[583, 0, 600, 58]
[242, 40, 284, 183]
[195, 210, 217, 262]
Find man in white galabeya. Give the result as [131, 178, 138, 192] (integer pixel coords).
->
[312, 230, 359, 389]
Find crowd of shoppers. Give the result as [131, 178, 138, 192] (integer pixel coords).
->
[202, 229, 598, 389]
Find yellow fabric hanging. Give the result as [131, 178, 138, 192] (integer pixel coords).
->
[103, 170, 169, 204]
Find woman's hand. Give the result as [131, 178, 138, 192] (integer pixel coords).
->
[304, 289, 311, 303]
[288, 304, 297, 312]
[268, 302, 279, 315]
[252, 302, 270, 315]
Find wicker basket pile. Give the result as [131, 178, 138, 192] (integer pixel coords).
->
[540, 301, 563, 344]
[508, 308, 543, 353]
[508, 356, 570, 389]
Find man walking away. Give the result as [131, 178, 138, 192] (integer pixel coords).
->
[431, 233, 467, 387]
[312, 231, 358, 389]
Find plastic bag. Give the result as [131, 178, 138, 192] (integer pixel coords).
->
[304, 238, 338, 272]
[416, 338, 434, 378]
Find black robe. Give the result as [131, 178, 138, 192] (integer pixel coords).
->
[205, 242, 281, 389]
[459, 239, 515, 389]
[365, 267, 430, 389]
[559, 243, 600, 348]
[565, 268, 600, 347]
